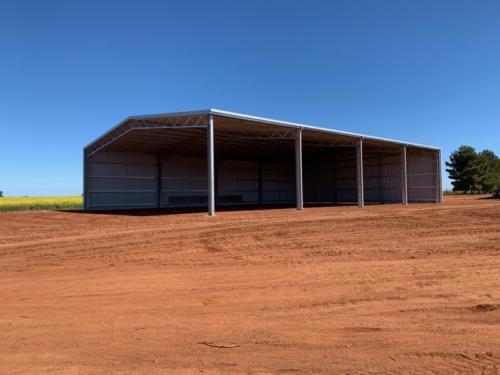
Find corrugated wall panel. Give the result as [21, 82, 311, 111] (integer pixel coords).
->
[304, 157, 336, 203]
[217, 160, 259, 205]
[261, 162, 295, 203]
[87, 151, 158, 209]
[159, 156, 296, 207]
[334, 151, 357, 203]
[160, 156, 207, 207]
[407, 149, 439, 202]
[363, 152, 402, 203]
[85, 147, 440, 210]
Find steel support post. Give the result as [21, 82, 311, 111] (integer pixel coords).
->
[356, 139, 364, 207]
[401, 145, 408, 205]
[295, 127, 304, 211]
[437, 150, 443, 203]
[207, 114, 216, 216]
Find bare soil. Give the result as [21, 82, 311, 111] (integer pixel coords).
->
[1, 195, 499, 374]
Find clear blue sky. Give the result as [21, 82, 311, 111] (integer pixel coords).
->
[1, 0, 499, 196]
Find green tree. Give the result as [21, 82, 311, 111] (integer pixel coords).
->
[475, 150, 500, 193]
[0, 191, 3, 197]
[446, 146, 481, 193]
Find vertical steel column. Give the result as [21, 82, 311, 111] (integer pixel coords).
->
[157, 154, 162, 208]
[207, 114, 216, 216]
[83, 149, 88, 210]
[356, 138, 364, 207]
[295, 127, 304, 211]
[437, 150, 443, 203]
[401, 145, 408, 205]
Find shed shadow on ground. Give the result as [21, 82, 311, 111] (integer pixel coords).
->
[61, 203, 363, 217]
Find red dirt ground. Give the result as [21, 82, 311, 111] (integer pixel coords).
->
[0, 195, 499, 374]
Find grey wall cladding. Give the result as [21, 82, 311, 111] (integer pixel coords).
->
[363, 152, 402, 203]
[407, 149, 439, 202]
[87, 152, 158, 209]
[85, 148, 440, 210]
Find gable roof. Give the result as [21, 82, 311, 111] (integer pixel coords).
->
[85, 108, 439, 152]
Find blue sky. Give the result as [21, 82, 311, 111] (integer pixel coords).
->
[1, 0, 499, 195]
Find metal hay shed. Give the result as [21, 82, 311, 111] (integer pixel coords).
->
[83, 109, 442, 215]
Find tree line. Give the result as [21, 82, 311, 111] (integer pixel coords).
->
[446, 146, 500, 197]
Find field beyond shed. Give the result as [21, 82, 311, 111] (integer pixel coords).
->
[0, 195, 499, 373]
